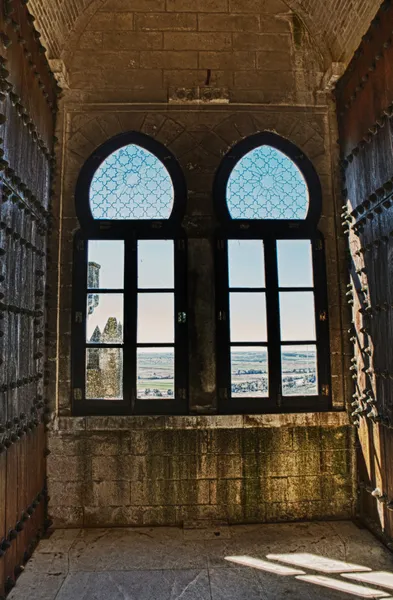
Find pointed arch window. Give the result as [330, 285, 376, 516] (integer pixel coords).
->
[72, 132, 187, 416]
[214, 132, 331, 414]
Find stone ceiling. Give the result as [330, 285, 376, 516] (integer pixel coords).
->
[28, 0, 381, 66]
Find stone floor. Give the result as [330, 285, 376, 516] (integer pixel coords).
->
[8, 521, 393, 600]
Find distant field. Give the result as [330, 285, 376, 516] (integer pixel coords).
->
[231, 349, 317, 397]
[135, 349, 317, 399]
[137, 351, 174, 399]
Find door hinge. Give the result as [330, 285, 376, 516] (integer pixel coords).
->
[217, 239, 225, 251]
[315, 239, 323, 251]
[218, 310, 226, 321]
[178, 388, 187, 400]
[219, 388, 228, 400]
[75, 311, 83, 323]
[76, 240, 85, 252]
[99, 222, 111, 230]
[319, 310, 327, 322]
[177, 311, 187, 324]
[73, 388, 82, 401]
[177, 239, 185, 251]
[321, 384, 330, 397]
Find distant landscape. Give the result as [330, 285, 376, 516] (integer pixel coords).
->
[231, 349, 317, 397]
[137, 351, 174, 399]
[136, 348, 318, 399]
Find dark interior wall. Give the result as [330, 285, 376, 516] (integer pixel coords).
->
[0, 0, 57, 595]
[336, 2, 393, 545]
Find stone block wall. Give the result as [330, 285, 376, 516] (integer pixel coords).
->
[47, 414, 354, 527]
[29, 0, 381, 69]
[45, 102, 354, 525]
[42, 0, 356, 528]
[59, 0, 324, 105]
[49, 106, 349, 416]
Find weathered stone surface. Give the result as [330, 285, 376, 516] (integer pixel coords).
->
[48, 418, 353, 527]
[8, 522, 393, 600]
[7, 573, 66, 600]
[34, 0, 354, 535]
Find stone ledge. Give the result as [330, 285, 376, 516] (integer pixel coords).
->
[51, 411, 349, 433]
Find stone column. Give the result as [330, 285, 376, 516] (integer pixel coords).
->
[184, 217, 217, 413]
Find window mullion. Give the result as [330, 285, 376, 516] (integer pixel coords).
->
[124, 234, 137, 413]
[264, 237, 281, 407]
[216, 238, 231, 408]
[175, 236, 188, 408]
[72, 235, 88, 408]
[312, 237, 331, 400]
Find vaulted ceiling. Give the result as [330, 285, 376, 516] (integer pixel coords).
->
[29, 0, 381, 65]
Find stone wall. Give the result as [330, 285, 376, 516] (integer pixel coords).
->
[62, 0, 322, 106]
[29, 0, 381, 67]
[50, 105, 349, 414]
[44, 0, 356, 527]
[48, 413, 354, 527]
[44, 102, 355, 526]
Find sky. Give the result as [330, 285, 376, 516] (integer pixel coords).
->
[86, 238, 316, 348]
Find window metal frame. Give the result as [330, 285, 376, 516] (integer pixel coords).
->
[214, 132, 331, 414]
[72, 132, 188, 416]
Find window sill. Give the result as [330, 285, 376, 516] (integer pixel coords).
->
[51, 411, 349, 433]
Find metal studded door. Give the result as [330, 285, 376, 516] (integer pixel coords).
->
[0, 1, 58, 595]
[336, 2, 393, 544]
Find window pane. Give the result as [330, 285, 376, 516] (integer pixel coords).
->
[138, 240, 174, 289]
[86, 294, 123, 343]
[137, 348, 174, 399]
[230, 293, 267, 342]
[88, 240, 124, 289]
[281, 345, 318, 396]
[86, 347, 123, 399]
[277, 240, 313, 288]
[228, 240, 265, 288]
[137, 293, 174, 343]
[226, 145, 309, 220]
[89, 143, 174, 220]
[279, 292, 315, 341]
[231, 347, 268, 397]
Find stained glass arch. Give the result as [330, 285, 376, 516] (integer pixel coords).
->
[90, 144, 174, 220]
[227, 145, 309, 220]
[76, 132, 186, 231]
[214, 132, 322, 230]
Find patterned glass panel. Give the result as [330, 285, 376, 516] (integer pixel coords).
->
[89, 144, 174, 220]
[226, 145, 309, 220]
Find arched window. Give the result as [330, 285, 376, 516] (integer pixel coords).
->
[214, 132, 331, 413]
[72, 132, 187, 416]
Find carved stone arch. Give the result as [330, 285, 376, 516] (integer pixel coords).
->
[211, 112, 327, 170]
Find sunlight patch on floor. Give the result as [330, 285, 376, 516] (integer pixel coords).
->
[267, 553, 372, 573]
[343, 572, 393, 591]
[225, 555, 305, 575]
[296, 575, 392, 598]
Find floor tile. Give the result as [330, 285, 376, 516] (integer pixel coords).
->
[56, 570, 211, 600]
[7, 520, 393, 600]
[7, 572, 67, 600]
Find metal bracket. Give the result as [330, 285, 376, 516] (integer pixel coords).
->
[73, 388, 82, 401]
